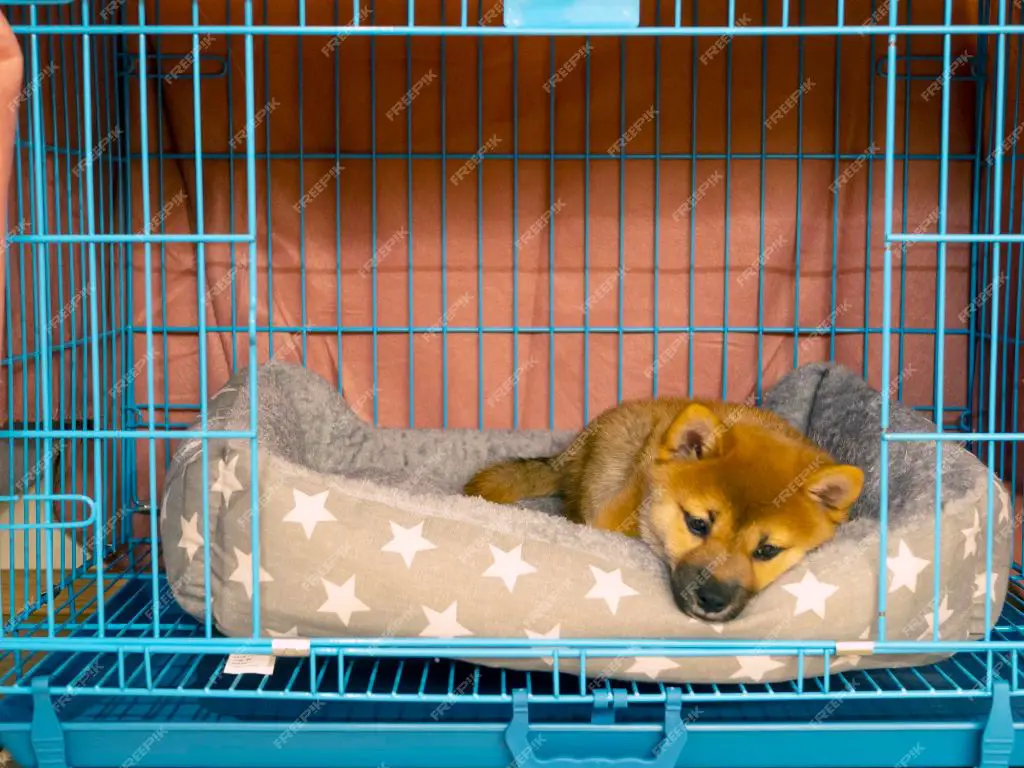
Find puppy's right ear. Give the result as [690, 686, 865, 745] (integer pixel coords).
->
[659, 404, 727, 462]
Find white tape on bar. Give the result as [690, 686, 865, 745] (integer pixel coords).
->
[272, 638, 311, 657]
[835, 641, 875, 656]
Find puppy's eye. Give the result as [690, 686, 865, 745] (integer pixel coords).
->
[753, 543, 784, 561]
[683, 511, 710, 538]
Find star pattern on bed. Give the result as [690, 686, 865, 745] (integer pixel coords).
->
[961, 509, 981, 559]
[731, 655, 785, 682]
[382, 520, 437, 568]
[585, 566, 639, 615]
[319, 575, 370, 626]
[918, 594, 954, 640]
[524, 624, 562, 666]
[229, 546, 274, 600]
[183, 443, 1009, 687]
[782, 571, 839, 619]
[483, 544, 537, 593]
[283, 489, 336, 539]
[627, 656, 680, 680]
[211, 454, 243, 506]
[886, 540, 931, 594]
[421, 601, 473, 638]
[178, 513, 203, 561]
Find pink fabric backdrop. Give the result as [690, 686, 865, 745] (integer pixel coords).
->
[4, 0, 1022, 568]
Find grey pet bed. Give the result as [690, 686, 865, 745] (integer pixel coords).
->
[160, 361, 1012, 685]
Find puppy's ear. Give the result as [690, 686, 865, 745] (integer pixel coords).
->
[804, 464, 864, 524]
[660, 404, 727, 462]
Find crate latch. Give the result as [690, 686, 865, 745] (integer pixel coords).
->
[504, 687, 687, 768]
[29, 676, 69, 768]
[981, 680, 1014, 768]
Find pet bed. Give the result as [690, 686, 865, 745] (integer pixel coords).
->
[160, 361, 1012, 685]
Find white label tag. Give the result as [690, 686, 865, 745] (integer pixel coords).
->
[225, 654, 276, 676]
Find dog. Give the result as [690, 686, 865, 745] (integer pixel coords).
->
[463, 398, 864, 622]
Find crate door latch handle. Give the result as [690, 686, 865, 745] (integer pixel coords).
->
[504, 688, 687, 768]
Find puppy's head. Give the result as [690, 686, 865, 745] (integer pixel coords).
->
[640, 403, 864, 622]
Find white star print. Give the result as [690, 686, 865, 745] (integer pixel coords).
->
[782, 571, 839, 620]
[282, 489, 336, 539]
[886, 539, 931, 594]
[178, 513, 204, 561]
[420, 601, 473, 638]
[961, 509, 981, 559]
[730, 655, 786, 683]
[228, 546, 274, 600]
[525, 624, 562, 666]
[627, 657, 679, 680]
[708, 622, 725, 634]
[919, 594, 954, 640]
[267, 626, 299, 638]
[211, 454, 243, 506]
[974, 571, 1000, 602]
[318, 575, 370, 626]
[859, 625, 872, 640]
[482, 544, 537, 593]
[999, 498, 1011, 524]
[585, 566, 639, 615]
[381, 520, 437, 568]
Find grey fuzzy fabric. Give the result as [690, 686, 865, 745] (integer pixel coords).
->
[160, 360, 1013, 685]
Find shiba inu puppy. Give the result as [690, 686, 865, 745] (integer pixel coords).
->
[463, 399, 864, 622]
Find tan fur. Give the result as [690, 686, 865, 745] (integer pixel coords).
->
[463, 397, 865, 620]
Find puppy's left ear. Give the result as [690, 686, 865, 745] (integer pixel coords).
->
[804, 464, 864, 523]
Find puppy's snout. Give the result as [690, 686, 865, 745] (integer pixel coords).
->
[671, 564, 749, 621]
[695, 579, 733, 614]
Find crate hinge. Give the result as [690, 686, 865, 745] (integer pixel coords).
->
[980, 680, 1014, 768]
[29, 676, 68, 768]
[590, 688, 628, 724]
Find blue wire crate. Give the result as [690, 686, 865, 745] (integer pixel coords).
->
[0, 0, 1023, 765]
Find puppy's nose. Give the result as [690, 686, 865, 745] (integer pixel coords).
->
[695, 579, 733, 614]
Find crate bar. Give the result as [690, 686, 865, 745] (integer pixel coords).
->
[986, 0, 1009, 669]
[18, 23, 1024, 35]
[11, 233, 254, 242]
[26, 0, 57, 636]
[878, 0, 899, 642]
[930, 0, 952, 642]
